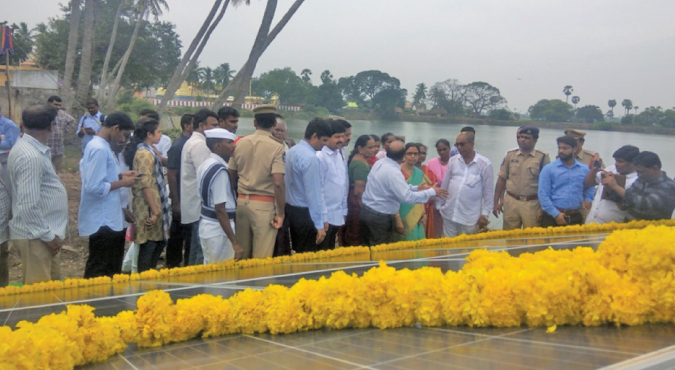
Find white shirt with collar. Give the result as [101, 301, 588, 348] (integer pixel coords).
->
[438, 152, 494, 226]
[317, 145, 348, 226]
[586, 165, 638, 224]
[180, 131, 212, 224]
[362, 156, 435, 215]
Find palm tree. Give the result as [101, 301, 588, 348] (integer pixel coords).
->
[608, 99, 616, 114]
[214, 62, 236, 90]
[634, 106, 639, 115]
[571, 96, 580, 110]
[187, 63, 204, 87]
[202, 67, 216, 94]
[563, 85, 573, 103]
[105, 0, 170, 109]
[413, 83, 427, 107]
[622, 99, 633, 116]
[301, 68, 312, 83]
[159, 0, 239, 115]
[75, 0, 96, 108]
[62, 0, 82, 104]
[607, 110, 614, 119]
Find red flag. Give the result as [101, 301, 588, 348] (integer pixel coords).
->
[0, 26, 14, 55]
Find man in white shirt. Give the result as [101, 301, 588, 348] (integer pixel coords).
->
[361, 139, 447, 246]
[584, 145, 640, 224]
[316, 120, 348, 250]
[197, 128, 242, 263]
[180, 109, 219, 265]
[438, 132, 494, 237]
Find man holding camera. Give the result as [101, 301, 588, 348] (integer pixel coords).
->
[538, 136, 595, 227]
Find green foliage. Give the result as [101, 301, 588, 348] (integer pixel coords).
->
[620, 114, 635, 125]
[575, 105, 604, 123]
[117, 97, 155, 117]
[309, 82, 345, 114]
[8, 22, 34, 66]
[592, 121, 614, 131]
[301, 105, 330, 117]
[528, 99, 574, 122]
[632, 107, 675, 127]
[116, 91, 134, 105]
[372, 88, 407, 120]
[338, 70, 402, 109]
[489, 108, 515, 121]
[463, 81, 506, 116]
[412, 83, 427, 107]
[33, 2, 181, 89]
[253, 67, 312, 105]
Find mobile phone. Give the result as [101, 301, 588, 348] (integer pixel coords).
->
[593, 160, 601, 169]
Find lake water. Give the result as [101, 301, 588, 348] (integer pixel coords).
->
[234, 117, 675, 229]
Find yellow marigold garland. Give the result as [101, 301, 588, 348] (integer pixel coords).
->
[3, 225, 675, 369]
[1, 219, 674, 297]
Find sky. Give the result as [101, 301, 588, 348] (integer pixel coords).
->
[9, 0, 675, 113]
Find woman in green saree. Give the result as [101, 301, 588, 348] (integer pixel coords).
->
[399, 143, 432, 241]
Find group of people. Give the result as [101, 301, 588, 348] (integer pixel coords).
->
[1, 97, 674, 286]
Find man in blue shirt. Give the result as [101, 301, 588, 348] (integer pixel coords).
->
[538, 136, 595, 227]
[79, 112, 138, 278]
[0, 106, 20, 171]
[285, 118, 332, 253]
[361, 139, 447, 246]
[316, 120, 348, 250]
[77, 98, 104, 153]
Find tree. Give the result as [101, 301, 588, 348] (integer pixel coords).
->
[563, 85, 573, 103]
[187, 62, 204, 87]
[211, 0, 306, 110]
[62, 0, 82, 104]
[214, 62, 235, 90]
[608, 99, 616, 113]
[634, 106, 640, 115]
[201, 67, 215, 93]
[75, 0, 96, 110]
[606, 110, 614, 119]
[571, 96, 580, 109]
[8, 22, 34, 66]
[159, 0, 239, 115]
[34, 4, 181, 105]
[412, 83, 427, 107]
[300, 68, 312, 83]
[320, 70, 333, 84]
[338, 70, 402, 108]
[489, 108, 514, 121]
[463, 81, 506, 116]
[622, 99, 633, 116]
[575, 105, 604, 123]
[254, 67, 309, 104]
[528, 99, 574, 122]
[372, 87, 407, 120]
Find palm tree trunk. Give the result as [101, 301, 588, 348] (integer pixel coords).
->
[98, 0, 126, 105]
[75, 0, 96, 110]
[62, 0, 82, 109]
[158, 0, 226, 116]
[212, 0, 305, 109]
[106, 1, 148, 110]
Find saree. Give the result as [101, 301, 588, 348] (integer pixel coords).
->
[400, 167, 431, 241]
[421, 165, 437, 238]
[341, 160, 370, 246]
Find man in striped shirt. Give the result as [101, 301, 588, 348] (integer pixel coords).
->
[8, 105, 68, 284]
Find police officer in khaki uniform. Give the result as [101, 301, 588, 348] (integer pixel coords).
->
[228, 105, 286, 259]
[494, 126, 551, 229]
[564, 129, 604, 168]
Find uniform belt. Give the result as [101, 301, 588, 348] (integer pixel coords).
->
[556, 207, 580, 215]
[201, 206, 236, 221]
[238, 194, 275, 202]
[506, 191, 538, 201]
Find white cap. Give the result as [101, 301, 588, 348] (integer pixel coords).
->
[205, 128, 237, 141]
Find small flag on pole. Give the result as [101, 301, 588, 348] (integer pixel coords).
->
[0, 26, 14, 56]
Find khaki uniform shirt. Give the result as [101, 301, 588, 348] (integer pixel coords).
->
[576, 148, 604, 168]
[229, 130, 285, 197]
[498, 148, 551, 196]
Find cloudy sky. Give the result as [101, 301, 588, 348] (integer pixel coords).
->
[10, 0, 675, 113]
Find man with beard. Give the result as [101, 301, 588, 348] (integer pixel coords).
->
[538, 136, 595, 227]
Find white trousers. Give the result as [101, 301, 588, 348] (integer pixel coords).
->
[200, 234, 235, 264]
[442, 219, 478, 238]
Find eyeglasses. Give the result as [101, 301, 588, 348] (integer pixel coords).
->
[454, 142, 469, 147]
